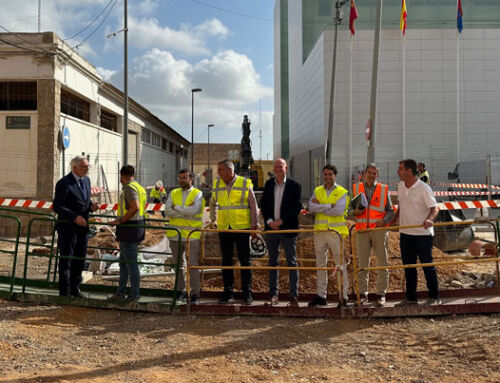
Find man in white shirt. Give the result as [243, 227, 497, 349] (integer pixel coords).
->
[391, 159, 440, 306]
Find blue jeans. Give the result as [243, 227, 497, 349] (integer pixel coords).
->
[266, 234, 298, 298]
[400, 233, 439, 300]
[117, 241, 141, 298]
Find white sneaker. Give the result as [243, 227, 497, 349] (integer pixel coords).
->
[424, 298, 442, 306]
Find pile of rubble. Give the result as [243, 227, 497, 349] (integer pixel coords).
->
[442, 271, 497, 289]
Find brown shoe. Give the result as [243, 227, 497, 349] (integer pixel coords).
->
[288, 297, 299, 307]
[265, 295, 279, 306]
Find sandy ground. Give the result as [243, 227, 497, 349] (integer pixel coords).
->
[0, 300, 498, 383]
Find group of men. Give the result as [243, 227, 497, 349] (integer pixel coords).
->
[53, 155, 440, 307]
[53, 157, 147, 301]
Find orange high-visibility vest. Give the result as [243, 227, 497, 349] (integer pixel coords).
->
[352, 182, 388, 230]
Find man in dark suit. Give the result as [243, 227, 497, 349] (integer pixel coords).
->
[53, 155, 98, 297]
[260, 158, 302, 307]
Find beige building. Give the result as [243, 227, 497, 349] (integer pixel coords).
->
[0, 32, 190, 200]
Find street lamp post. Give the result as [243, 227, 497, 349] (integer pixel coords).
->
[191, 88, 202, 174]
[207, 124, 214, 185]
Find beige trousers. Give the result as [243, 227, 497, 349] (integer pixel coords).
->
[355, 230, 389, 296]
[169, 240, 201, 295]
[314, 232, 349, 300]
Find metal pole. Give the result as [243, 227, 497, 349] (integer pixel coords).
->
[367, 0, 383, 164]
[123, 0, 128, 166]
[191, 92, 194, 174]
[326, 1, 341, 164]
[207, 124, 214, 184]
[207, 124, 210, 174]
[38, 0, 41, 32]
[457, 30, 460, 163]
[190, 88, 202, 175]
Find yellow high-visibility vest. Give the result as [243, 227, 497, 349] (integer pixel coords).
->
[117, 181, 147, 218]
[313, 184, 349, 237]
[212, 176, 252, 230]
[167, 187, 205, 240]
[150, 187, 166, 200]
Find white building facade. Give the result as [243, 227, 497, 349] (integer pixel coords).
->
[0, 32, 189, 200]
[274, 0, 500, 196]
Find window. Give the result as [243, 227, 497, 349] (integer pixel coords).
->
[100, 109, 117, 132]
[183, 149, 188, 159]
[61, 89, 90, 122]
[0, 82, 37, 110]
[141, 129, 151, 144]
[169, 142, 174, 153]
[162, 138, 167, 150]
[152, 132, 161, 147]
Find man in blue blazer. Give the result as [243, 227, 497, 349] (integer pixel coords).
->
[260, 158, 303, 307]
[53, 155, 98, 297]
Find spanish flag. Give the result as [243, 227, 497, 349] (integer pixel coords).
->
[400, 0, 408, 35]
[349, 0, 359, 36]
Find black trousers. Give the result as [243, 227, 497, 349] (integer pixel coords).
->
[218, 230, 252, 295]
[400, 233, 439, 300]
[57, 225, 89, 295]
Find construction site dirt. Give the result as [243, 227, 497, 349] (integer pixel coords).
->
[0, 300, 498, 382]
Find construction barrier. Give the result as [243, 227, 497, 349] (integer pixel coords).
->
[431, 181, 500, 190]
[0, 212, 186, 311]
[350, 219, 500, 313]
[389, 190, 498, 197]
[184, 227, 346, 310]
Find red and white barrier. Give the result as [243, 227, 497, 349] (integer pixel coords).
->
[3, 197, 500, 212]
[431, 181, 500, 190]
[90, 187, 107, 195]
[0, 198, 211, 212]
[389, 190, 497, 197]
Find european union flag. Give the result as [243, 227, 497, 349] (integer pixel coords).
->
[457, 0, 463, 34]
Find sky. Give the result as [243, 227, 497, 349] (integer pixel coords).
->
[0, 0, 275, 160]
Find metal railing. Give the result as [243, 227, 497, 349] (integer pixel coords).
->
[351, 219, 500, 311]
[185, 228, 346, 308]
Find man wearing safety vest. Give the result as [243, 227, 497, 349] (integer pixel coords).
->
[352, 163, 394, 307]
[149, 180, 167, 217]
[150, 180, 167, 202]
[308, 164, 350, 308]
[417, 162, 430, 184]
[165, 169, 205, 305]
[110, 165, 147, 303]
[209, 159, 259, 305]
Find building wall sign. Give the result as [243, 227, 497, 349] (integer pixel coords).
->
[6, 116, 31, 129]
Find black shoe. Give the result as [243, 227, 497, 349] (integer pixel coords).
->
[190, 294, 200, 305]
[218, 291, 234, 304]
[176, 291, 187, 302]
[308, 295, 328, 307]
[125, 295, 140, 303]
[70, 288, 84, 298]
[336, 298, 349, 308]
[107, 293, 126, 302]
[59, 291, 70, 297]
[243, 293, 253, 305]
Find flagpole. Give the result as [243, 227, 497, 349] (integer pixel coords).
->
[402, 33, 406, 159]
[349, 33, 353, 183]
[456, 29, 460, 163]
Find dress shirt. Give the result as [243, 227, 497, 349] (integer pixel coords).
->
[308, 183, 347, 217]
[209, 174, 259, 227]
[266, 176, 286, 224]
